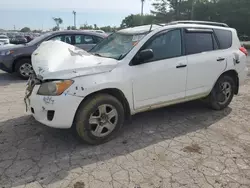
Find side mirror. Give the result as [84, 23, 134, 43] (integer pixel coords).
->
[132, 49, 154, 65]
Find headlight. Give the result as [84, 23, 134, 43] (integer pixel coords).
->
[0, 50, 14, 56]
[37, 80, 73, 96]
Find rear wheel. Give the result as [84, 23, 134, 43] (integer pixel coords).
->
[15, 58, 34, 79]
[207, 75, 235, 110]
[74, 94, 125, 145]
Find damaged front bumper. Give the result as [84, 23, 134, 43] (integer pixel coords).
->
[25, 84, 83, 129]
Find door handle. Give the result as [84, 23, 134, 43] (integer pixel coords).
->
[217, 57, 225, 61]
[176, 64, 187, 68]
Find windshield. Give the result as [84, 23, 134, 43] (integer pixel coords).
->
[89, 32, 147, 60]
[0, 36, 8, 39]
[27, 32, 52, 45]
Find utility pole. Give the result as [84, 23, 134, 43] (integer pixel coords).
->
[72, 11, 76, 28]
[141, 0, 145, 16]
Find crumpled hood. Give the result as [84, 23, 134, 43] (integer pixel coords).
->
[31, 41, 118, 80]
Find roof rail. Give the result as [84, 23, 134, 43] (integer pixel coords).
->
[168, 20, 229, 27]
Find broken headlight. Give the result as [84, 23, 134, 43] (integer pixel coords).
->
[37, 80, 73, 96]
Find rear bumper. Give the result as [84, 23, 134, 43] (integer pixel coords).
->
[0, 56, 14, 73]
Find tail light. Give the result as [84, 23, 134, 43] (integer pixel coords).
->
[240, 46, 248, 56]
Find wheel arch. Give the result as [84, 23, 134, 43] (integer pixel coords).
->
[12, 56, 31, 72]
[74, 88, 132, 123]
[219, 69, 239, 95]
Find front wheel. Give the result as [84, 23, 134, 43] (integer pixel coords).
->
[207, 75, 235, 110]
[15, 58, 34, 80]
[74, 94, 125, 145]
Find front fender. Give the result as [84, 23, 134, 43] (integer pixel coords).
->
[65, 73, 134, 113]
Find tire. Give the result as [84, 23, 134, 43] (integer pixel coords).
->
[15, 58, 33, 80]
[207, 75, 235, 110]
[74, 94, 125, 145]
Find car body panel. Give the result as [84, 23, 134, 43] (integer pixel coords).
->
[26, 23, 248, 129]
[31, 41, 118, 80]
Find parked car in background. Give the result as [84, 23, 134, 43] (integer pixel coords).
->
[24, 35, 34, 42]
[0, 30, 107, 79]
[82, 30, 106, 34]
[24, 21, 248, 145]
[0, 35, 10, 45]
[10, 35, 27, 44]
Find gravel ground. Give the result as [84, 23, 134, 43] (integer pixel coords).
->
[0, 57, 250, 188]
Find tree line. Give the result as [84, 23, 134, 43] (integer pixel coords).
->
[19, 0, 250, 39]
[121, 0, 250, 39]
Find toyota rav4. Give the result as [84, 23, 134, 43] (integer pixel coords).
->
[25, 21, 248, 145]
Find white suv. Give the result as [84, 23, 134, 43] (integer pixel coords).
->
[25, 21, 248, 145]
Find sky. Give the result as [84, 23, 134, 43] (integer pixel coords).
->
[0, 0, 153, 30]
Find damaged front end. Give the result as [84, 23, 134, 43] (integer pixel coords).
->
[31, 40, 118, 81]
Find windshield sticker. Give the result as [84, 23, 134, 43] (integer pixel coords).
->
[132, 34, 145, 42]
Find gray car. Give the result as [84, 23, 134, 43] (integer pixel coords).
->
[0, 30, 107, 79]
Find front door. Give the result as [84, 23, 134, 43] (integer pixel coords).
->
[130, 29, 188, 111]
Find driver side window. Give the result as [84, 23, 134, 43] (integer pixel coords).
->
[144, 29, 182, 62]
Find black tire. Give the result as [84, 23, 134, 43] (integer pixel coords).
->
[207, 75, 235, 110]
[15, 58, 33, 80]
[74, 94, 125, 145]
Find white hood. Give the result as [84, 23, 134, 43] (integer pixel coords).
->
[31, 41, 118, 80]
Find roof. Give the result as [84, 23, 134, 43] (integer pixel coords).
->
[118, 21, 230, 35]
[168, 20, 229, 27]
[118, 24, 162, 34]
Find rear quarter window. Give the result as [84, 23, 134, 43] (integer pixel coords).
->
[213, 29, 232, 49]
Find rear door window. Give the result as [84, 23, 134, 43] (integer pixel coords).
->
[74, 35, 95, 44]
[50, 35, 72, 44]
[185, 32, 213, 55]
[213, 29, 232, 49]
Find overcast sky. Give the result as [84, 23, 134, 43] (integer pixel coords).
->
[0, 0, 153, 30]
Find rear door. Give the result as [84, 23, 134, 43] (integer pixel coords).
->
[184, 28, 227, 97]
[214, 28, 247, 74]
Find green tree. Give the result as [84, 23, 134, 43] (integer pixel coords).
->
[20, 27, 31, 32]
[120, 14, 156, 28]
[52, 26, 58, 31]
[151, 0, 250, 37]
[52, 17, 63, 30]
[80, 24, 93, 30]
